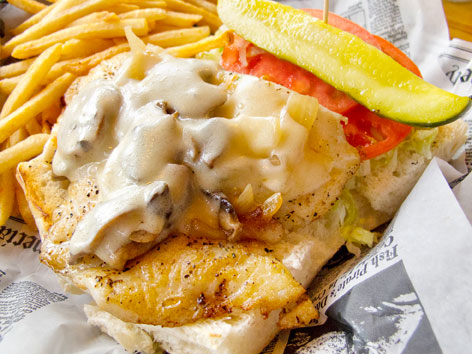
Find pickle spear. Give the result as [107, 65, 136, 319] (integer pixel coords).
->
[217, 0, 471, 127]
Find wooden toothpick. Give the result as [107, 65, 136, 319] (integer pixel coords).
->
[323, 0, 329, 23]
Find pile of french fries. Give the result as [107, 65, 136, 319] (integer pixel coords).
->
[0, 0, 232, 229]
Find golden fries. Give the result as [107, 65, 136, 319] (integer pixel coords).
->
[167, 29, 232, 58]
[158, 11, 202, 28]
[0, 170, 15, 226]
[12, 19, 148, 59]
[8, 128, 28, 147]
[0, 77, 20, 95]
[0, 0, 221, 226]
[108, 4, 140, 13]
[25, 117, 43, 135]
[0, 134, 49, 175]
[65, 43, 131, 76]
[41, 101, 62, 134]
[118, 8, 166, 21]
[184, 0, 217, 14]
[11, 4, 55, 35]
[0, 58, 35, 79]
[3, 0, 119, 57]
[66, 11, 120, 28]
[0, 73, 75, 144]
[7, 0, 46, 14]
[1, 43, 62, 118]
[143, 26, 210, 47]
[60, 38, 114, 60]
[124, 0, 166, 7]
[165, 0, 221, 31]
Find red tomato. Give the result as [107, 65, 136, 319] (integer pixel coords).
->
[372, 34, 422, 78]
[220, 10, 419, 160]
[343, 105, 412, 159]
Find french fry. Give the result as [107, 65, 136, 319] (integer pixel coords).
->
[12, 19, 148, 59]
[43, 0, 75, 17]
[158, 11, 202, 28]
[118, 8, 166, 21]
[7, 0, 46, 14]
[0, 58, 35, 78]
[0, 169, 15, 226]
[14, 180, 37, 230]
[11, 3, 56, 35]
[43, 58, 78, 83]
[167, 29, 232, 58]
[64, 42, 131, 76]
[66, 11, 120, 28]
[41, 121, 51, 134]
[124, 0, 166, 7]
[1, 43, 62, 118]
[165, 0, 221, 31]
[25, 116, 43, 135]
[108, 4, 140, 13]
[8, 128, 28, 147]
[143, 26, 210, 48]
[150, 23, 181, 33]
[112, 37, 128, 45]
[0, 133, 49, 175]
[1, 56, 99, 94]
[3, 0, 120, 57]
[0, 77, 21, 95]
[61, 38, 114, 60]
[183, 0, 217, 14]
[41, 101, 61, 134]
[132, 1, 166, 8]
[0, 73, 76, 144]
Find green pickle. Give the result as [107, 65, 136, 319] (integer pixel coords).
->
[218, 0, 471, 127]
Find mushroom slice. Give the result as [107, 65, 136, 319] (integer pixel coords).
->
[53, 81, 122, 177]
[69, 181, 172, 269]
[203, 191, 242, 241]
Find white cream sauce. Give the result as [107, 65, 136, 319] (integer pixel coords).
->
[53, 53, 336, 269]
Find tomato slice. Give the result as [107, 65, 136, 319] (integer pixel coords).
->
[220, 9, 419, 160]
[372, 34, 422, 78]
[343, 105, 412, 159]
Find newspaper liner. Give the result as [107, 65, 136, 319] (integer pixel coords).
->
[1, 0, 471, 353]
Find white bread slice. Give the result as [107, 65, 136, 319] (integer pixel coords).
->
[352, 119, 468, 230]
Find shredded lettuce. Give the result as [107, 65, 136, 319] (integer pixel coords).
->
[370, 145, 398, 171]
[196, 47, 224, 62]
[342, 226, 378, 248]
[405, 128, 438, 159]
[336, 190, 380, 250]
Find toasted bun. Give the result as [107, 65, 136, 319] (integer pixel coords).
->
[353, 119, 468, 230]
